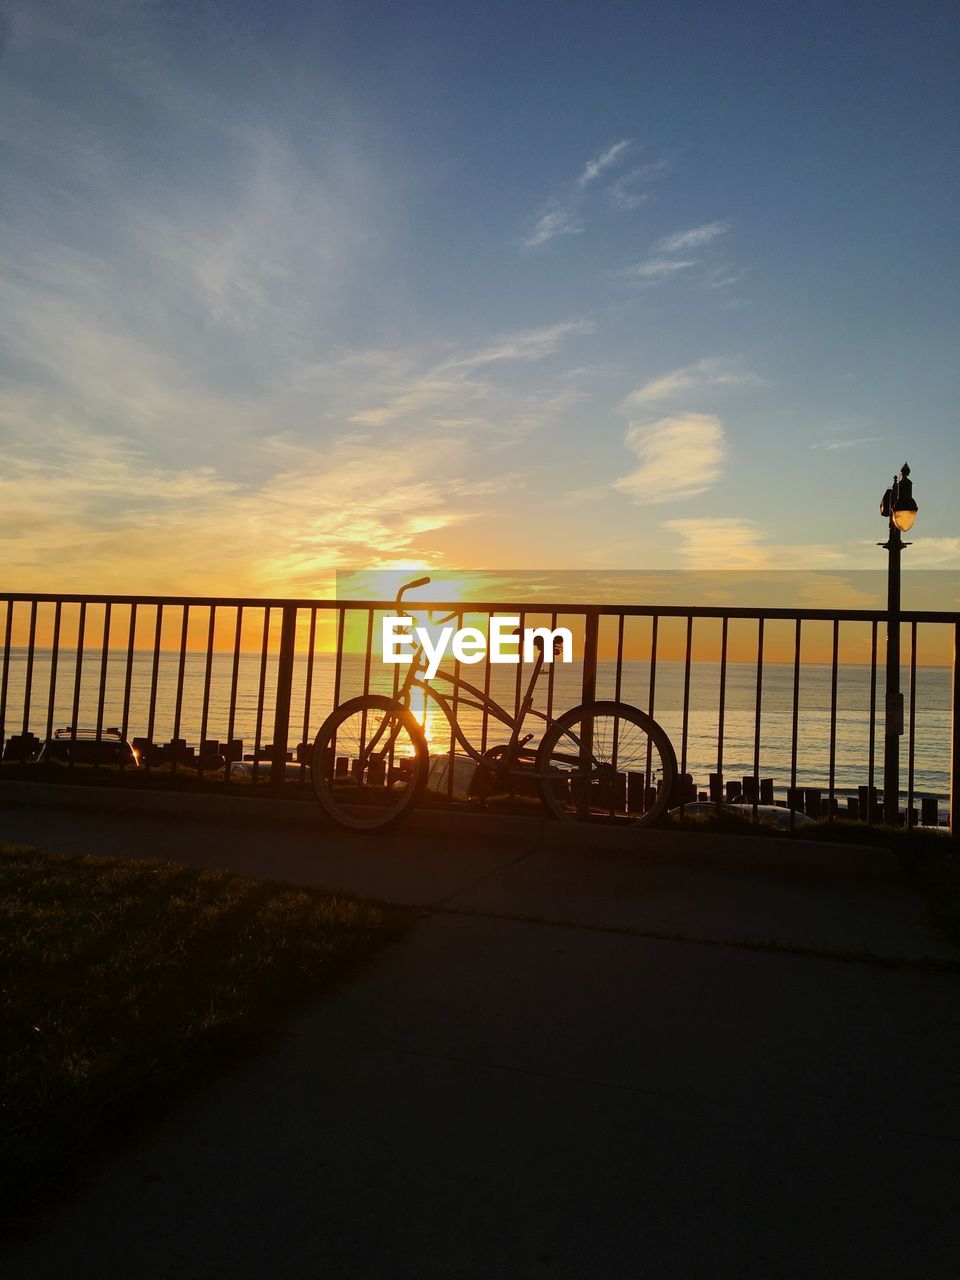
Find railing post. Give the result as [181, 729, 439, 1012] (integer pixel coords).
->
[581, 611, 598, 705]
[271, 604, 298, 787]
[577, 612, 599, 816]
[951, 620, 960, 838]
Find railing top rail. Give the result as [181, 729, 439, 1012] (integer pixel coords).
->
[1, 591, 958, 625]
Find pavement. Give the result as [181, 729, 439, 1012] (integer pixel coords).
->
[3, 798, 960, 1278]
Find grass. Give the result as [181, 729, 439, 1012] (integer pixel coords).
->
[0, 843, 409, 1235]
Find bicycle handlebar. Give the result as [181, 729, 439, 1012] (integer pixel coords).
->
[395, 576, 431, 606]
[392, 578, 466, 628]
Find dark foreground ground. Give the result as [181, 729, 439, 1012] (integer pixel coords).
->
[2, 799, 959, 1279]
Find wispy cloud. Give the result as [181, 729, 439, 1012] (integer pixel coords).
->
[0, 93, 382, 449]
[656, 220, 731, 253]
[665, 526, 960, 574]
[613, 413, 727, 504]
[620, 256, 698, 282]
[664, 519, 844, 569]
[663, 518, 766, 566]
[449, 320, 594, 370]
[857, 536, 960, 567]
[620, 219, 736, 287]
[810, 436, 883, 451]
[577, 139, 633, 188]
[0, 421, 500, 595]
[610, 154, 676, 209]
[349, 320, 592, 428]
[622, 358, 761, 408]
[522, 136, 640, 250]
[903, 538, 960, 566]
[0, 22, 598, 593]
[704, 263, 747, 290]
[522, 208, 584, 250]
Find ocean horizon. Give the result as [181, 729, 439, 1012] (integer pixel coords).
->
[1, 647, 951, 806]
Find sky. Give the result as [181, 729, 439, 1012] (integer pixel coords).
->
[2, 0, 958, 601]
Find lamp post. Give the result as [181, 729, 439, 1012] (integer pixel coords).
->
[878, 463, 918, 825]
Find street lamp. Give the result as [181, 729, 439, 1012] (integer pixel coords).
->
[878, 463, 918, 824]
[882, 462, 918, 533]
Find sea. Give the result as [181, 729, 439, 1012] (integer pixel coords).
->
[0, 647, 952, 810]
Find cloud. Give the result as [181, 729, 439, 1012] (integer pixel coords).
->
[881, 537, 960, 567]
[577, 139, 632, 188]
[620, 256, 698, 283]
[0, 424, 489, 595]
[0, 138, 584, 592]
[522, 136, 646, 250]
[347, 375, 471, 428]
[0, 73, 383, 454]
[704, 263, 747, 290]
[619, 219, 737, 287]
[610, 155, 676, 209]
[622, 358, 761, 408]
[664, 519, 844, 569]
[0, 11, 604, 596]
[349, 320, 592, 427]
[449, 319, 594, 370]
[810, 436, 883, 451]
[613, 413, 727, 504]
[666, 527, 960, 574]
[656, 220, 731, 253]
[662, 518, 764, 565]
[523, 208, 583, 250]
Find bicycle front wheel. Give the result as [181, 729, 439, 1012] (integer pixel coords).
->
[536, 701, 677, 827]
[311, 695, 429, 831]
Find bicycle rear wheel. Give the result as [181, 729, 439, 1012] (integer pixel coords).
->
[311, 695, 429, 831]
[536, 701, 677, 827]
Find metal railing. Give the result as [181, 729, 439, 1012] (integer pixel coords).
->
[1, 591, 958, 835]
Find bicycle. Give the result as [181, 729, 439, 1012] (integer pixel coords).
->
[311, 577, 678, 831]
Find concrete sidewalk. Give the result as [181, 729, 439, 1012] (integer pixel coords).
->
[0, 796, 954, 963]
[5, 913, 960, 1279]
[3, 801, 960, 1277]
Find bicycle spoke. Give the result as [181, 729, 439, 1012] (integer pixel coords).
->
[538, 704, 675, 825]
[312, 695, 428, 830]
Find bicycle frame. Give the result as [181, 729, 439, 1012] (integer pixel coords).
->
[316, 581, 676, 828]
[371, 604, 592, 783]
